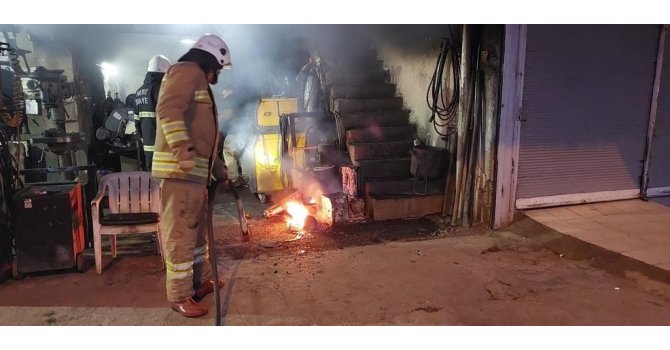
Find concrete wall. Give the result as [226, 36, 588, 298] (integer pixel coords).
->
[292, 24, 462, 146]
[368, 25, 504, 225]
[98, 33, 192, 99]
[368, 25, 455, 147]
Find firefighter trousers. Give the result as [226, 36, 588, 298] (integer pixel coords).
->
[222, 133, 249, 183]
[159, 178, 213, 302]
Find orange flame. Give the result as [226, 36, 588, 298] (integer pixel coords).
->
[285, 201, 308, 230]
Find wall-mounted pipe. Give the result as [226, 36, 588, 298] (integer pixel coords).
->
[492, 24, 527, 230]
[641, 24, 668, 199]
[451, 24, 473, 226]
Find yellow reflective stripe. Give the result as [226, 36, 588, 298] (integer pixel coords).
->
[165, 131, 190, 145]
[152, 151, 176, 160]
[139, 112, 156, 118]
[166, 270, 191, 279]
[153, 163, 209, 178]
[153, 152, 209, 167]
[143, 145, 155, 152]
[162, 120, 190, 147]
[194, 90, 211, 103]
[194, 253, 209, 265]
[165, 128, 187, 135]
[193, 245, 208, 256]
[153, 152, 210, 178]
[163, 120, 187, 133]
[166, 260, 193, 272]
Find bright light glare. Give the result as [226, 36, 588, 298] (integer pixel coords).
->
[180, 39, 196, 45]
[100, 62, 118, 77]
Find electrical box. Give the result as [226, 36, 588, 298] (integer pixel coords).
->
[12, 182, 85, 275]
[256, 98, 298, 127]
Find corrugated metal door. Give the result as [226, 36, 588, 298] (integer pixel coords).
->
[516, 25, 659, 209]
[647, 29, 670, 198]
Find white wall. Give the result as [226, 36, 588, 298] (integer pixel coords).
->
[368, 25, 456, 147]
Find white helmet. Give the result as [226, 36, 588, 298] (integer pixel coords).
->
[147, 55, 171, 73]
[192, 34, 232, 69]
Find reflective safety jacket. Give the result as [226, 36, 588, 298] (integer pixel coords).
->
[152, 62, 221, 184]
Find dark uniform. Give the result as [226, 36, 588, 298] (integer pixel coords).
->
[134, 72, 165, 170]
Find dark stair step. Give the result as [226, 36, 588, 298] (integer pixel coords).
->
[329, 84, 396, 99]
[353, 157, 411, 179]
[348, 141, 413, 161]
[364, 177, 446, 197]
[333, 98, 403, 114]
[339, 110, 410, 129]
[325, 59, 385, 76]
[366, 193, 444, 221]
[324, 69, 387, 86]
[346, 125, 416, 143]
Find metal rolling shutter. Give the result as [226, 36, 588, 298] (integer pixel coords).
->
[516, 25, 659, 208]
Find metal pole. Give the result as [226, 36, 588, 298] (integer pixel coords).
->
[492, 24, 527, 230]
[641, 24, 668, 199]
[451, 24, 473, 226]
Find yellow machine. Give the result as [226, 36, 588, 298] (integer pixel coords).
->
[247, 98, 299, 202]
[256, 98, 297, 127]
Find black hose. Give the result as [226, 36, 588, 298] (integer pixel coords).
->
[206, 179, 251, 326]
[296, 60, 327, 114]
[0, 130, 18, 254]
[279, 114, 290, 187]
[427, 35, 460, 138]
[332, 111, 345, 150]
[296, 62, 315, 113]
[0, 42, 25, 130]
[206, 181, 221, 326]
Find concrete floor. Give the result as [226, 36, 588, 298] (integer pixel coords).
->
[2, 231, 670, 325]
[525, 200, 670, 273]
[2, 192, 670, 325]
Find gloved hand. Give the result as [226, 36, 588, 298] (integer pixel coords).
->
[176, 143, 197, 171]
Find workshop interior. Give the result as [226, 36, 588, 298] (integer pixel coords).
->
[0, 24, 501, 284]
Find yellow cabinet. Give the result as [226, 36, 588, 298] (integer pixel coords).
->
[256, 98, 298, 127]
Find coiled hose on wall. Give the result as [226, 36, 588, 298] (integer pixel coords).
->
[427, 36, 460, 138]
[0, 42, 25, 129]
[0, 42, 25, 210]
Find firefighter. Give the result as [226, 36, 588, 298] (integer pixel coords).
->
[135, 55, 171, 171]
[152, 34, 230, 318]
[219, 84, 252, 187]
